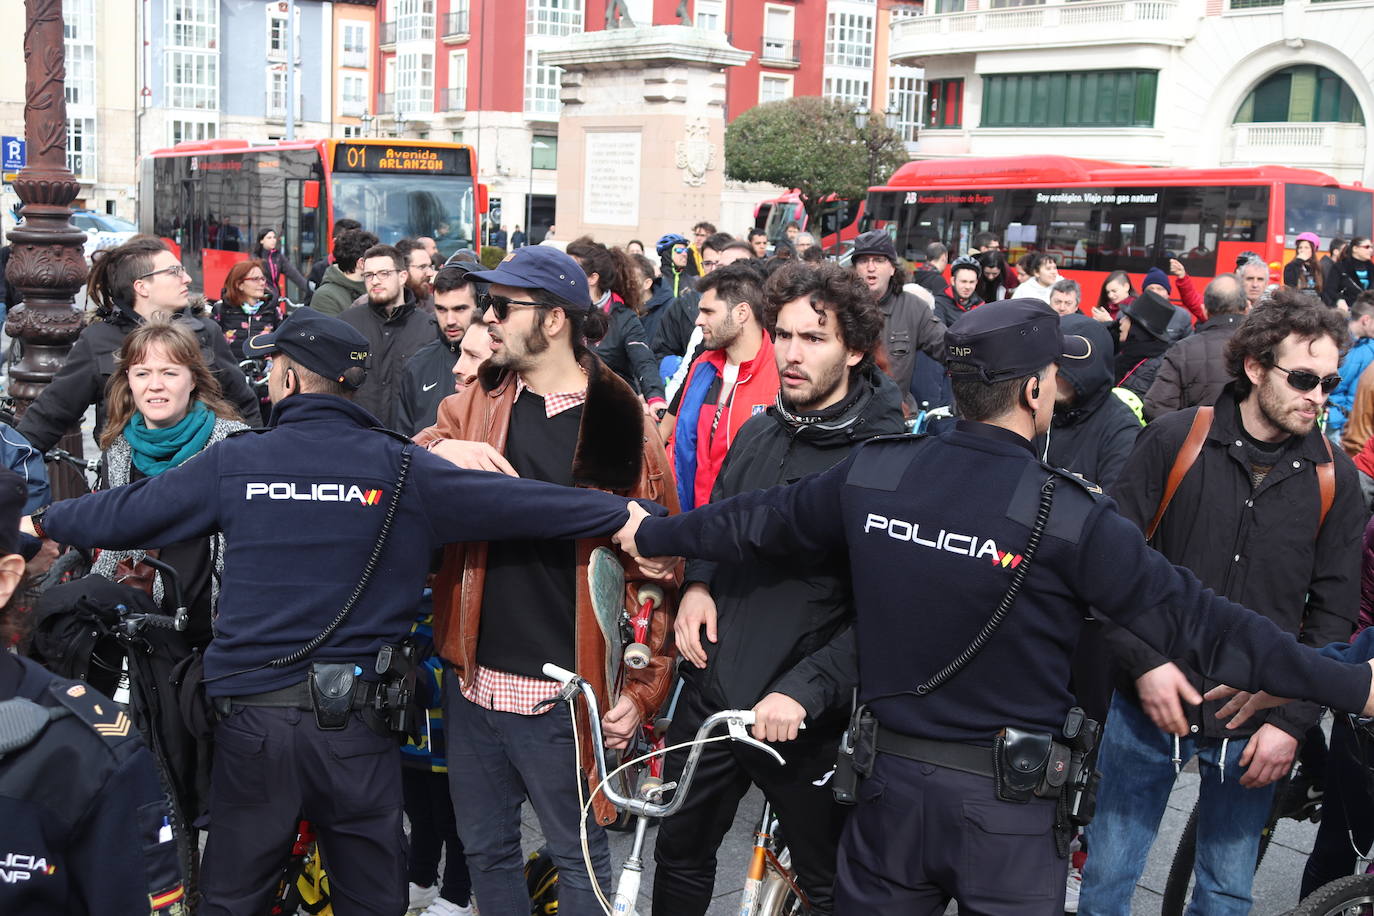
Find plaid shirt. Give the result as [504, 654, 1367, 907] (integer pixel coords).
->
[459, 374, 589, 714]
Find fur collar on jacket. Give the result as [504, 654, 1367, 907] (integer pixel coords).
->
[477, 350, 645, 493]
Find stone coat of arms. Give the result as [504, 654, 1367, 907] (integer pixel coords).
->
[674, 118, 717, 188]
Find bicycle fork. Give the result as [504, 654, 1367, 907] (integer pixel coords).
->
[738, 802, 774, 916]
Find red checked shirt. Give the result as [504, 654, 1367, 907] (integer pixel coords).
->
[459, 375, 588, 715]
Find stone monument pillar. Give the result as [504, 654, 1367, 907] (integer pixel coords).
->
[541, 26, 750, 247]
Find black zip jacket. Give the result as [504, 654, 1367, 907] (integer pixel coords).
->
[1104, 385, 1364, 741]
[338, 289, 438, 430]
[683, 367, 906, 716]
[652, 287, 702, 361]
[394, 328, 459, 436]
[1328, 257, 1374, 306]
[17, 305, 262, 452]
[635, 420, 1372, 744]
[593, 302, 665, 404]
[933, 288, 984, 329]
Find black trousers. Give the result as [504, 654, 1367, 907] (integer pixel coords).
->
[200, 705, 406, 916]
[651, 679, 848, 916]
[1301, 714, 1374, 897]
[836, 753, 1067, 915]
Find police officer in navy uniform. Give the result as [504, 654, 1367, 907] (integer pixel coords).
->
[31, 307, 663, 915]
[616, 298, 1374, 915]
[1, 465, 188, 916]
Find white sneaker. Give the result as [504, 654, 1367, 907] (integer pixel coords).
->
[1064, 866, 1082, 913]
[419, 898, 474, 916]
[407, 882, 438, 913]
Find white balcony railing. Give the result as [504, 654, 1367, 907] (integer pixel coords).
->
[340, 99, 368, 117]
[893, 0, 1182, 52]
[1226, 122, 1367, 174]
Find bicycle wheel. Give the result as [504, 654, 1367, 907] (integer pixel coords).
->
[1292, 874, 1374, 916]
[1160, 798, 1278, 916]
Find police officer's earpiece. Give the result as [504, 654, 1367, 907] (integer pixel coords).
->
[1022, 375, 1041, 411]
[1031, 378, 1041, 400]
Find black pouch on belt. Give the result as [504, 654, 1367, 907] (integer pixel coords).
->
[832, 706, 877, 806]
[994, 727, 1054, 803]
[309, 662, 359, 730]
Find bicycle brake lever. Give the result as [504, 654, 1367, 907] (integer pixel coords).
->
[727, 714, 786, 766]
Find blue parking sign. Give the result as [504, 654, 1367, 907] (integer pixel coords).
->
[2, 137, 26, 172]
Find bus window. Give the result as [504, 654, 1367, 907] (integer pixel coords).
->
[1162, 186, 1224, 275]
[1285, 184, 1373, 247]
[755, 203, 772, 232]
[1223, 186, 1269, 244]
[896, 198, 950, 263]
[333, 173, 477, 257]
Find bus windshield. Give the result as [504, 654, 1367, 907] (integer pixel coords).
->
[1285, 184, 1373, 248]
[332, 173, 477, 257]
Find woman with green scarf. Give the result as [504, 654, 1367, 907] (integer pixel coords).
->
[93, 314, 248, 648]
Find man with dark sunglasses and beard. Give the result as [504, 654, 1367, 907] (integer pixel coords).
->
[414, 245, 678, 916]
[651, 262, 906, 916]
[1079, 287, 1364, 915]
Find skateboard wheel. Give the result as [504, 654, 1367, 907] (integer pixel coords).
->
[636, 583, 665, 608]
[623, 642, 651, 669]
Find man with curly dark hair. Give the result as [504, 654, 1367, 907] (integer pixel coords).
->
[1081, 287, 1363, 914]
[651, 261, 907, 916]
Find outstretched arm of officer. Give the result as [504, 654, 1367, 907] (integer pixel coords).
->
[1207, 627, 1374, 727]
[619, 462, 849, 566]
[416, 452, 664, 543]
[1076, 506, 1374, 719]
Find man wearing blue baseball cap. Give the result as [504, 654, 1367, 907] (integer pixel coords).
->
[613, 297, 1374, 914]
[415, 245, 680, 916]
[31, 303, 667, 916]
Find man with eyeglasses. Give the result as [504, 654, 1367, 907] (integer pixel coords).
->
[414, 245, 678, 916]
[338, 244, 438, 429]
[1079, 287, 1364, 915]
[17, 235, 262, 453]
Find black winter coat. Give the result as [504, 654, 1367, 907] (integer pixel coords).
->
[933, 288, 984, 329]
[1036, 314, 1140, 490]
[651, 287, 702, 361]
[592, 301, 665, 404]
[394, 330, 459, 436]
[1105, 385, 1364, 741]
[337, 290, 438, 430]
[1142, 312, 1244, 421]
[1328, 257, 1374, 306]
[16, 305, 263, 452]
[682, 366, 907, 716]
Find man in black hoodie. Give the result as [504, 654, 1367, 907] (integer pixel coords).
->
[395, 263, 480, 434]
[17, 235, 261, 452]
[651, 262, 906, 916]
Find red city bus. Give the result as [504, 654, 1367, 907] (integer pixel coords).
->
[754, 190, 865, 251]
[139, 138, 486, 301]
[860, 156, 1373, 308]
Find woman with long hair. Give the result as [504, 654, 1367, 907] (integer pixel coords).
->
[215, 259, 284, 360]
[1284, 232, 1325, 300]
[14, 236, 260, 453]
[1330, 236, 1374, 309]
[1096, 269, 1137, 320]
[252, 228, 310, 303]
[974, 250, 1011, 303]
[567, 236, 667, 414]
[94, 316, 248, 648]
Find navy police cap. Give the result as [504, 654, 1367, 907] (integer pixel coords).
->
[469, 246, 591, 311]
[244, 306, 370, 389]
[945, 298, 1091, 383]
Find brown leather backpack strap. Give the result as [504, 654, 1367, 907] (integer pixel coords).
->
[1318, 434, 1335, 530]
[1145, 406, 1214, 542]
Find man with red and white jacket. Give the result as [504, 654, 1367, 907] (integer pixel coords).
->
[665, 262, 779, 509]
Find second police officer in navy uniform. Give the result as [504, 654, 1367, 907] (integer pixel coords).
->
[33, 307, 662, 916]
[617, 298, 1374, 915]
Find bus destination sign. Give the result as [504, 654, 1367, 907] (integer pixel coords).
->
[333, 143, 470, 175]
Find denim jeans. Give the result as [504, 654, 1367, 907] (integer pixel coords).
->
[1079, 693, 1277, 916]
[443, 673, 612, 916]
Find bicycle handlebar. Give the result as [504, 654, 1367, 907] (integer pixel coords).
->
[45, 448, 101, 475]
[540, 662, 786, 819]
[114, 555, 188, 634]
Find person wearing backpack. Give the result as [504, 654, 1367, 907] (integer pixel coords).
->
[1079, 288, 1364, 915]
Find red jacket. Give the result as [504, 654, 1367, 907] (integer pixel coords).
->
[667, 332, 780, 509]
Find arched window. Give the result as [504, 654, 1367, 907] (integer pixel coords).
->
[1234, 66, 1364, 124]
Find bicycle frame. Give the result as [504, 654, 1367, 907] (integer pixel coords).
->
[739, 801, 812, 916]
[541, 662, 786, 916]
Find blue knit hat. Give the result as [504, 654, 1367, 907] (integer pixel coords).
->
[1142, 267, 1171, 294]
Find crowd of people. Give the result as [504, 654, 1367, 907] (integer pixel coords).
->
[3, 206, 1374, 916]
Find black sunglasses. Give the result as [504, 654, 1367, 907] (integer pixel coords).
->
[478, 291, 545, 322]
[1272, 364, 1341, 394]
